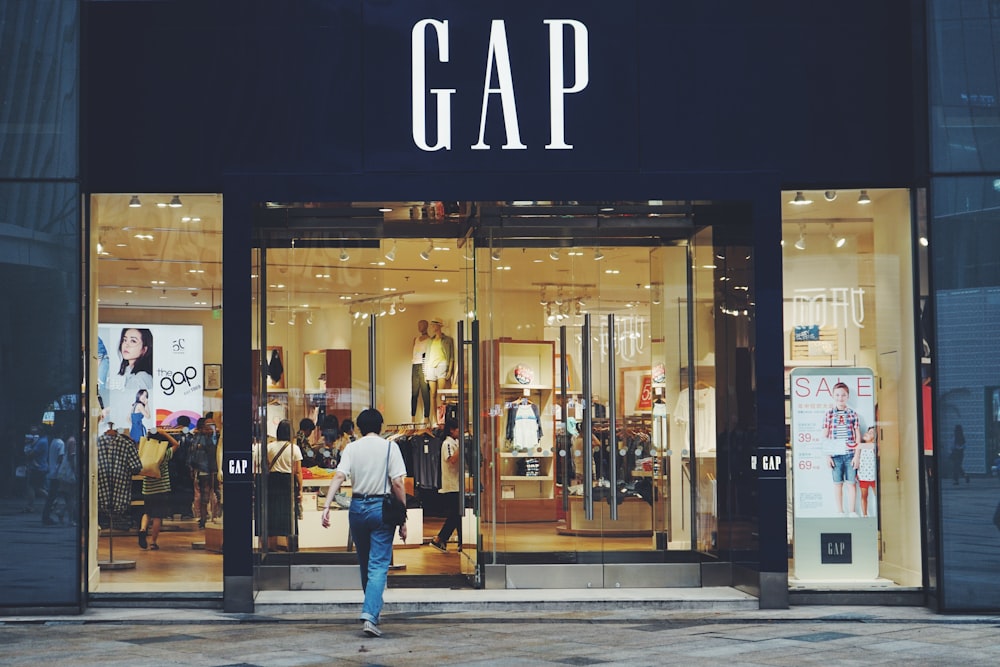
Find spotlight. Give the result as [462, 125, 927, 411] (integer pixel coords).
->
[858, 190, 872, 205]
[490, 247, 502, 261]
[828, 223, 846, 249]
[385, 241, 397, 262]
[267, 310, 276, 325]
[339, 247, 350, 262]
[389, 302, 396, 315]
[168, 195, 182, 208]
[824, 190, 837, 201]
[306, 312, 314, 325]
[554, 289, 564, 306]
[128, 195, 142, 208]
[397, 296, 406, 312]
[288, 311, 296, 325]
[549, 248, 560, 261]
[790, 191, 812, 206]
[419, 240, 433, 261]
[794, 224, 807, 251]
[593, 248, 605, 261]
[919, 236, 929, 247]
[539, 288, 549, 306]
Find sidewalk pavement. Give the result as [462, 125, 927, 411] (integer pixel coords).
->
[3, 592, 1000, 666]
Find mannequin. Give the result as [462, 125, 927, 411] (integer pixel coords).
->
[410, 319, 431, 422]
[424, 317, 455, 424]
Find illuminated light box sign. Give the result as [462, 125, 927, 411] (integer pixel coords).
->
[97, 323, 204, 434]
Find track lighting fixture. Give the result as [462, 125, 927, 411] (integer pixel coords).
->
[389, 302, 396, 316]
[128, 195, 142, 208]
[790, 191, 812, 206]
[554, 289, 563, 306]
[385, 241, 397, 262]
[490, 247, 502, 261]
[549, 248, 560, 261]
[828, 223, 846, 249]
[287, 311, 296, 325]
[306, 312, 314, 325]
[824, 190, 838, 201]
[397, 296, 406, 312]
[919, 236, 929, 247]
[168, 195, 182, 208]
[267, 310, 276, 325]
[794, 224, 807, 251]
[593, 247, 605, 261]
[857, 190, 871, 205]
[419, 239, 433, 261]
[339, 247, 350, 262]
[539, 288, 549, 306]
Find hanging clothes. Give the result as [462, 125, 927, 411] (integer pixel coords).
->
[505, 400, 542, 451]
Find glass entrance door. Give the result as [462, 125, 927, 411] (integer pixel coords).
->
[474, 202, 712, 586]
[251, 206, 479, 587]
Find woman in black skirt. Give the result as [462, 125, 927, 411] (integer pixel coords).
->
[266, 419, 303, 550]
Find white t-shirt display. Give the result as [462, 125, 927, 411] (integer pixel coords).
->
[673, 386, 717, 455]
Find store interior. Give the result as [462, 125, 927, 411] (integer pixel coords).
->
[88, 190, 921, 594]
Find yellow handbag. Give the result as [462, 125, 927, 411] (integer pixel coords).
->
[138, 436, 168, 479]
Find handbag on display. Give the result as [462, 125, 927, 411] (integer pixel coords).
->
[138, 436, 168, 478]
[381, 443, 407, 526]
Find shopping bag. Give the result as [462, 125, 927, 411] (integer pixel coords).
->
[138, 437, 168, 478]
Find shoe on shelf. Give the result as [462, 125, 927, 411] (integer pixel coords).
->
[138, 530, 148, 549]
[362, 620, 382, 638]
[428, 539, 447, 553]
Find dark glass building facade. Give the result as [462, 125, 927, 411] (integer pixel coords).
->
[0, 0, 996, 615]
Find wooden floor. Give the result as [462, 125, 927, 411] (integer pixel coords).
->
[93, 517, 658, 593]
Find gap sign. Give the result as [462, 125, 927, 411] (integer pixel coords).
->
[412, 19, 589, 151]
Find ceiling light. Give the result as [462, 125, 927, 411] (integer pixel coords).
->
[267, 310, 276, 326]
[858, 190, 871, 205]
[919, 236, 929, 247]
[794, 224, 807, 251]
[790, 191, 812, 206]
[168, 195, 182, 208]
[824, 190, 837, 201]
[339, 247, 350, 262]
[539, 288, 549, 306]
[828, 223, 846, 249]
[397, 297, 406, 313]
[420, 240, 433, 261]
[490, 247, 502, 261]
[306, 312, 314, 325]
[388, 302, 396, 315]
[385, 241, 397, 262]
[593, 248, 605, 261]
[549, 248, 560, 261]
[128, 195, 142, 208]
[554, 289, 563, 306]
[288, 312, 296, 325]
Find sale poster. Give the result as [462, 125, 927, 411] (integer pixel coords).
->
[790, 368, 877, 519]
[97, 323, 204, 435]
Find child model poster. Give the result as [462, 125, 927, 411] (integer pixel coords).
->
[790, 367, 878, 580]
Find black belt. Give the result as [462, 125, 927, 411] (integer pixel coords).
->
[351, 493, 383, 500]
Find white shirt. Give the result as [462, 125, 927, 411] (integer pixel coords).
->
[412, 336, 429, 364]
[47, 438, 66, 480]
[439, 435, 460, 494]
[337, 433, 406, 496]
[266, 440, 302, 473]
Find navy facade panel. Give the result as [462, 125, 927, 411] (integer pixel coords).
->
[83, 0, 917, 192]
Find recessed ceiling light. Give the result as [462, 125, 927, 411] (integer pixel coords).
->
[790, 191, 812, 205]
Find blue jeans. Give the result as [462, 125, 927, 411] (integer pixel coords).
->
[349, 496, 394, 624]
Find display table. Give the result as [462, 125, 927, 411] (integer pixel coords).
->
[297, 507, 423, 549]
[557, 496, 654, 537]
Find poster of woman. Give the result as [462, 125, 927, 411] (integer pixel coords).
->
[98, 323, 204, 435]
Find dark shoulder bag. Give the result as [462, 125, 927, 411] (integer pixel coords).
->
[381, 442, 407, 526]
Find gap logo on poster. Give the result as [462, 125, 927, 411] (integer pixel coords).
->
[412, 18, 589, 152]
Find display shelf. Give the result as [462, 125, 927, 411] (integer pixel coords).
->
[784, 358, 853, 367]
[500, 383, 551, 391]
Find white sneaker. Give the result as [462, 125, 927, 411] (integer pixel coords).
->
[363, 620, 382, 638]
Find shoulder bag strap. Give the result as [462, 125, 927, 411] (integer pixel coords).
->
[383, 442, 391, 495]
[269, 442, 291, 471]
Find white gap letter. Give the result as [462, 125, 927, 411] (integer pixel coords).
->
[472, 20, 526, 150]
[412, 19, 456, 151]
[544, 19, 589, 150]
